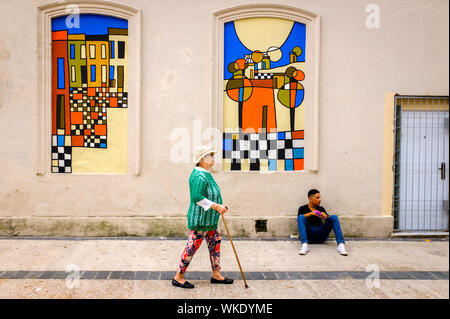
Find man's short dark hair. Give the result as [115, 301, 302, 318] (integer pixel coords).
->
[308, 189, 320, 198]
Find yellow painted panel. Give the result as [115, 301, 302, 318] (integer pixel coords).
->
[223, 80, 239, 132]
[241, 158, 250, 171]
[234, 17, 294, 51]
[65, 135, 71, 146]
[277, 159, 284, 171]
[72, 108, 127, 174]
[222, 162, 231, 171]
[260, 159, 269, 171]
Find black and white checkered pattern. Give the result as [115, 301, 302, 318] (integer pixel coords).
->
[51, 143, 72, 173]
[254, 73, 273, 79]
[223, 131, 304, 163]
[84, 135, 107, 148]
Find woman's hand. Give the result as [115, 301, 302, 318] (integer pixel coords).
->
[211, 203, 228, 215]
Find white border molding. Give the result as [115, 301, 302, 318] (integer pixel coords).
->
[36, 0, 142, 176]
[211, 4, 320, 171]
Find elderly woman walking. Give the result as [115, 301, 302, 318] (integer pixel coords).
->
[172, 145, 234, 289]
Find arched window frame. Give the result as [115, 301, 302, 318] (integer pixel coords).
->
[35, 0, 142, 176]
[210, 4, 320, 172]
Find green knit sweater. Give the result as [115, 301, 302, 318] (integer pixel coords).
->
[187, 168, 223, 231]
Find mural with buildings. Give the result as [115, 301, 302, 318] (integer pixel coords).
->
[223, 18, 306, 171]
[51, 14, 128, 173]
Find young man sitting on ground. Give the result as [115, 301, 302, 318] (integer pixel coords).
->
[297, 189, 348, 256]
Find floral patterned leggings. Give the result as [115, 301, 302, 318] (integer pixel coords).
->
[176, 229, 221, 274]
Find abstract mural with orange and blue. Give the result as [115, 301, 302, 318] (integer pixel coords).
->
[223, 18, 306, 171]
[51, 14, 128, 173]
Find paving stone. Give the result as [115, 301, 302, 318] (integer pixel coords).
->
[387, 272, 415, 280]
[409, 271, 434, 280]
[1, 271, 19, 279]
[274, 272, 289, 280]
[94, 271, 111, 280]
[80, 271, 98, 279]
[249, 272, 264, 280]
[199, 272, 211, 280]
[378, 272, 392, 280]
[38, 271, 56, 279]
[349, 271, 369, 279]
[135, 271, 149, 280]
[9, 271, 30, 279]
[159, 272, 173, 280]
[298, 272, 316, 279]
[286, 272, 303, 280]
[262, 272, 277, 280]
[324, 272, 349, 279]
[108, 271, 123, 279]
[431, 271, 449, 280]
[185, 271, 202, 280]
[121, 271, 136, 280]
[24, 271, 46, 279]
[147, 272, 161, 280]
[232, 272, 245, 280]
[52, 271, 70, 279]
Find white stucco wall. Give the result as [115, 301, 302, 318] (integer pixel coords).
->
[0, 0, 448, 236]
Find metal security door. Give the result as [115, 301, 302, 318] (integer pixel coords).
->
[393, 96, 449, 232]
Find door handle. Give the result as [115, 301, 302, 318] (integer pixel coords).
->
[438, 162, 446, 180]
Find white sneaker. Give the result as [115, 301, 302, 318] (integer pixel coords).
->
[299, 243, 310, 255]
[336, 243, 348, 256]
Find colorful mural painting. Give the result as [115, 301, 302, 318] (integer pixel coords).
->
[223, 18, 306, 171]
[51, 14, 128, 173]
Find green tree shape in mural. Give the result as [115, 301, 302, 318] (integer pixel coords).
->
[226, 58, 253, 130]
[292, 46, 302, 60]
[277, 66, 305, 131]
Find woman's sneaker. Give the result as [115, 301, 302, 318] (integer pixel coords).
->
[336, 243, 348, 256]
[299, 243, 310, 255]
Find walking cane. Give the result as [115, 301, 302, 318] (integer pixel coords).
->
[222, 206, 249, 288]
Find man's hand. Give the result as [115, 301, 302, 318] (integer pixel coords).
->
[307, 211, 328, 220]
[212, 203, 228, 215]
[320, 212, 329, 220]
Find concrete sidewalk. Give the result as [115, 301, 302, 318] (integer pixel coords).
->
[0, 237, 448, 299]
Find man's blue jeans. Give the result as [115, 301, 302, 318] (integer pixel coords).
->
[297, 215, 345, 244]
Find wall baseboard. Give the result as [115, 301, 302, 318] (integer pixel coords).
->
[0, 215, 394, 238]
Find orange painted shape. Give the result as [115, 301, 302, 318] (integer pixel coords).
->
[52, 31, 68, 41]
[294, 70, 305, 81]
[73, 93, 83, 100]
[242, 86, 276, 132]
[236, 58, 246, 70]
[84, 129, 91, 135]
[71, 135, 84, 146]
[91, 112, 98, 120]
[95, 124, 107, 135]
[110, 97, 118, 107]
[251, 79, 273, 88]
[227, 88, 240, 102]
[292, 131, 304, 139]
[71, 112, 83, 125]
[290, 82, 297, 108]
[90, 100, 96, 106]
[87, 88, 96, 97]
[294, 159, 304, 170]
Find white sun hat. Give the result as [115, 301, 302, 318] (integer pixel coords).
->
[194, 145, 215, 166]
